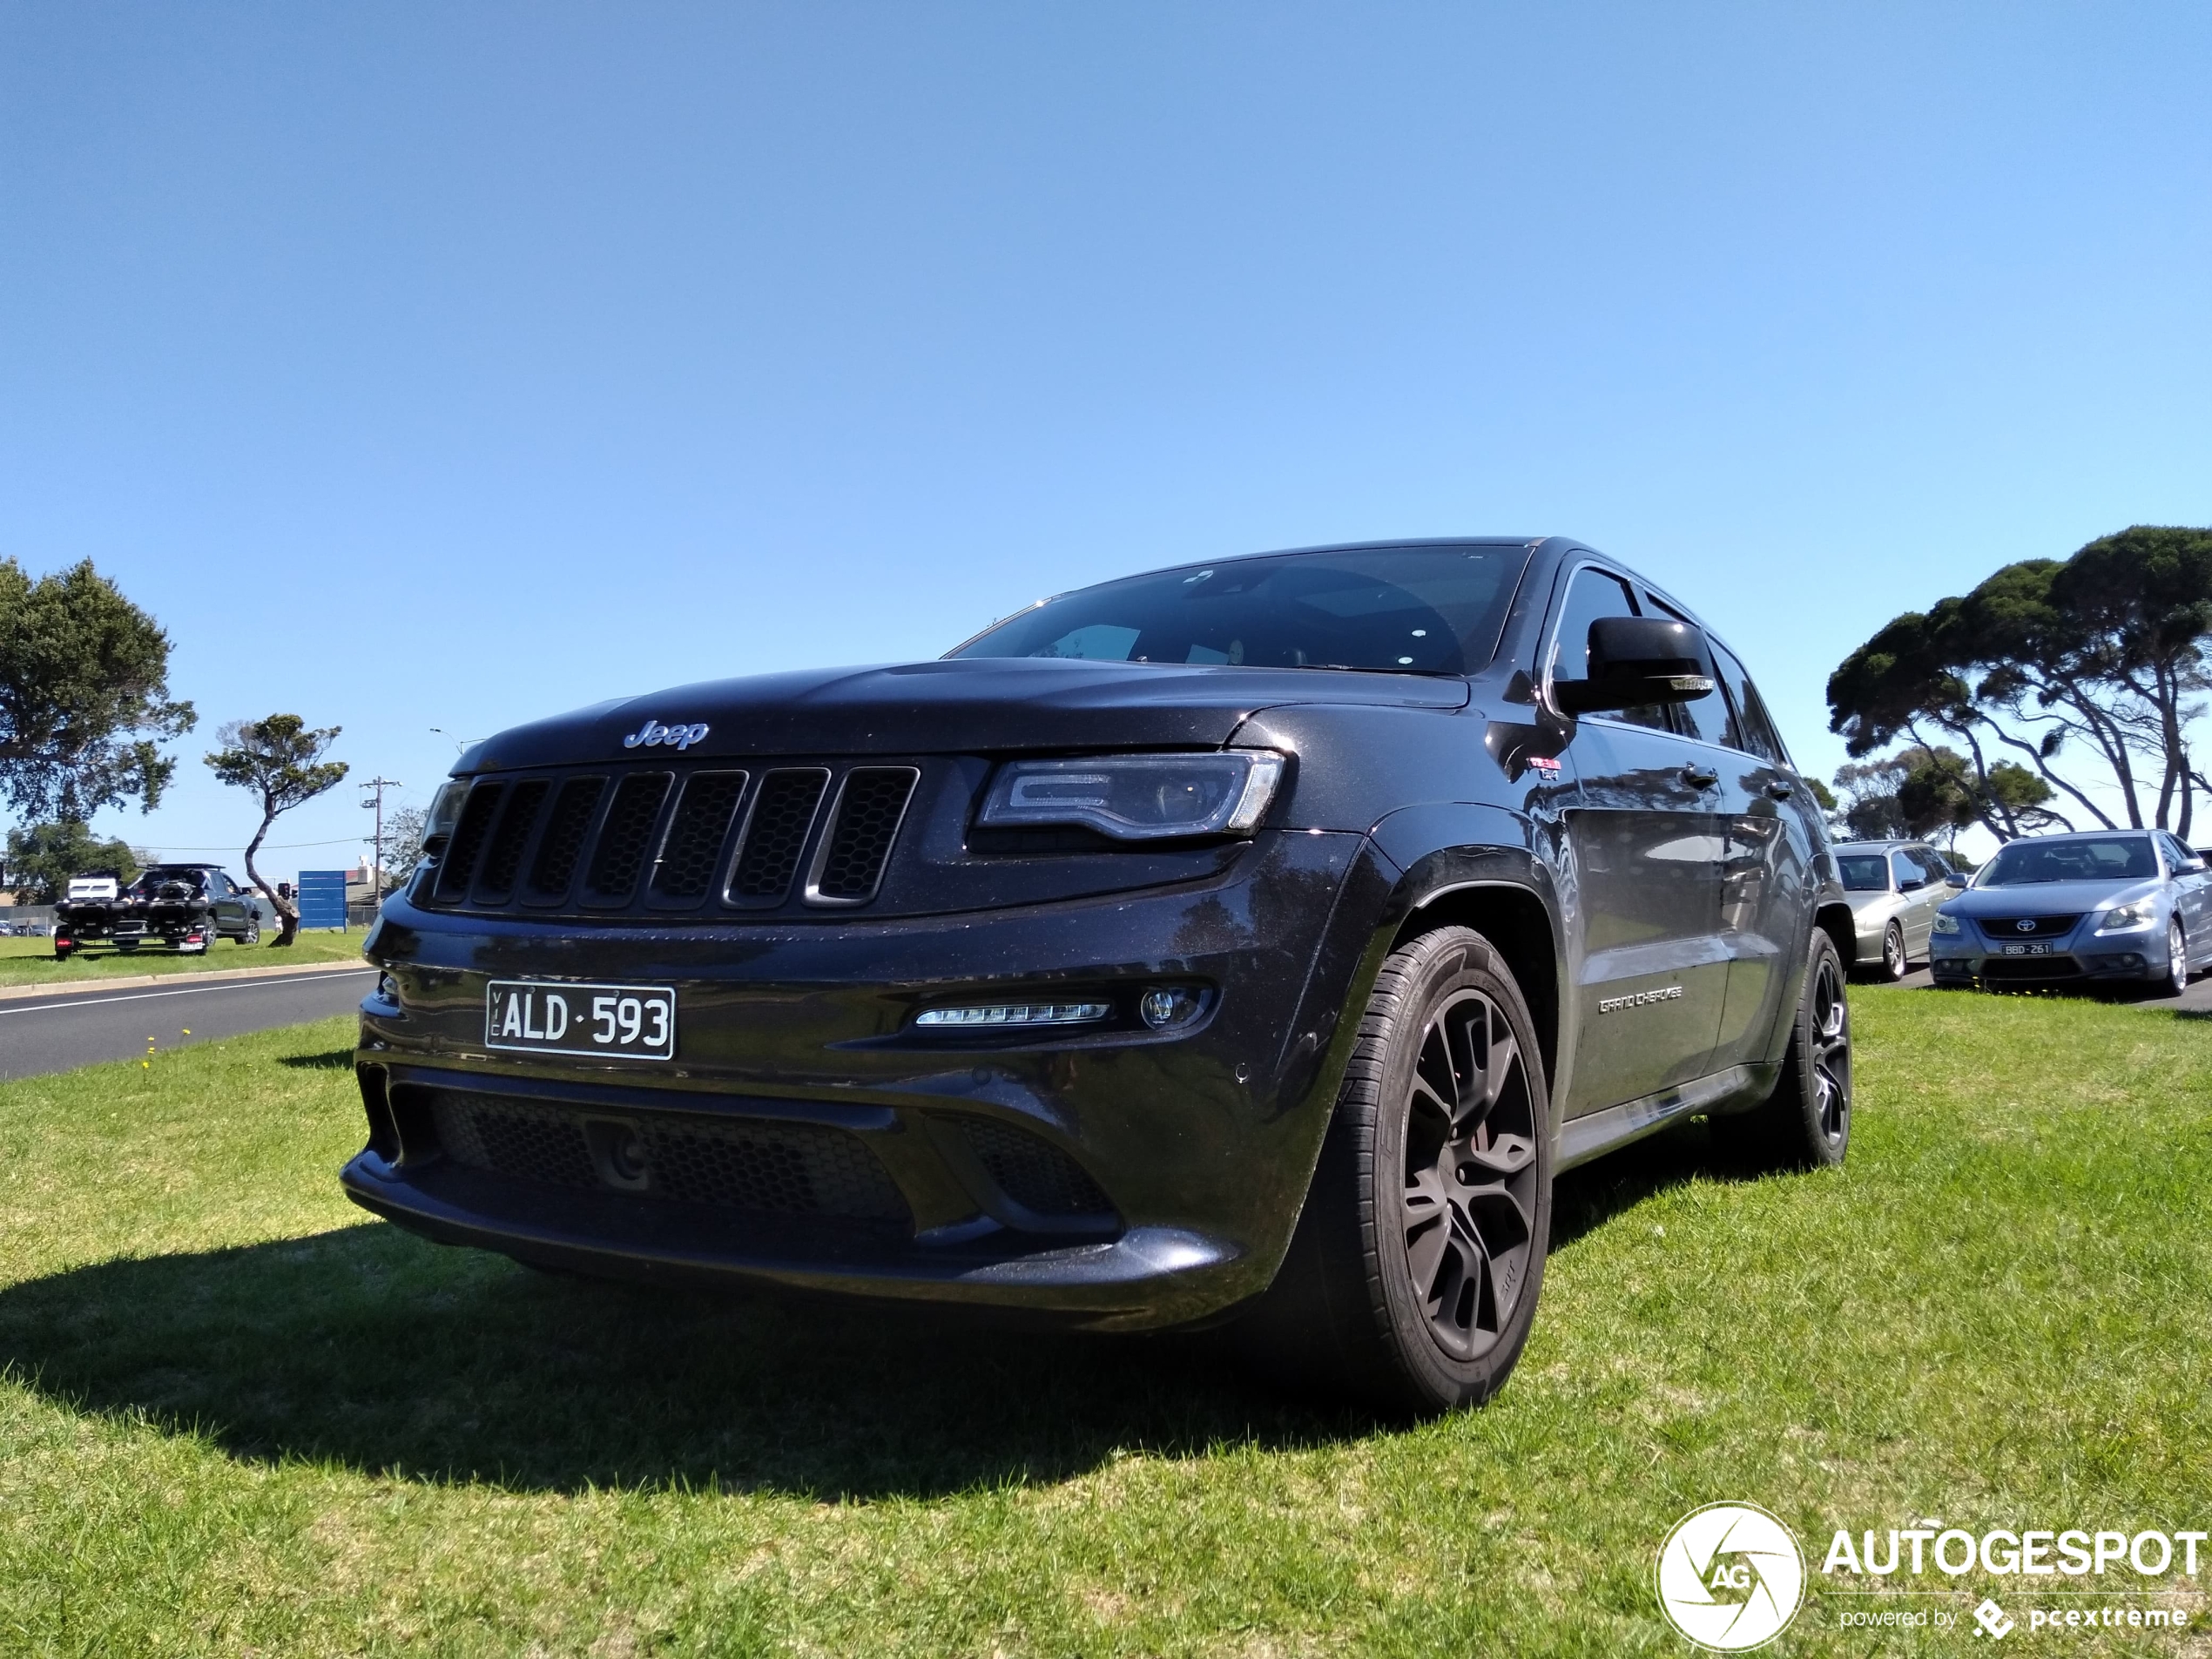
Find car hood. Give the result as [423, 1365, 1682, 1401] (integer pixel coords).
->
[462, 657, 1472, 771]
[1944, 878, 2159, 918]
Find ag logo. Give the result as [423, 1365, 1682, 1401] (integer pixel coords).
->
[1656, 1502, 1805, 1650]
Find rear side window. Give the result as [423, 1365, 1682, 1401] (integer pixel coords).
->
[1548, 567, 1672, 732]
[1709, 640, 1788, 764]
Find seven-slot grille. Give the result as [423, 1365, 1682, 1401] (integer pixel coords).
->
[429, 763, 919, 916]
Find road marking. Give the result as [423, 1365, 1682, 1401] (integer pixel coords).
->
[0, 968, 377, 1016]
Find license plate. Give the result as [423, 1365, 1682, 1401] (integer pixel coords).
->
[485, 980, 676, 1060]
[2000, 943, 2054, 956]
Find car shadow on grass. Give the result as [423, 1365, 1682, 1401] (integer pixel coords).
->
[0, 1222, 1373, 1499]
[1550, 1119, 1765, 1253]
[276, 1049, 355, 1069]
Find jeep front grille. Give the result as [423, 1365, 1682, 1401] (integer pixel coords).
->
[424, 760, 921, 918]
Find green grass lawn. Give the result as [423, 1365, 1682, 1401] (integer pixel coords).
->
[1, 990, 2207, 1655]
[0, 928, 365, 986]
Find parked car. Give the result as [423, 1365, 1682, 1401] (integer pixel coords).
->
[1929, 828, 2210, 995]
[53, 863, 265, 956]
[347, 536, 1857, 1414]
[1831, 840, 1967, 980]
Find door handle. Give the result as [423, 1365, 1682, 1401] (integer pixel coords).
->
[1681, 765, 1720, 789]
[1765, 780, 1794, 800]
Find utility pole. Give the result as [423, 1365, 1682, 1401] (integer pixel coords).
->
[361, 776, 403, 909]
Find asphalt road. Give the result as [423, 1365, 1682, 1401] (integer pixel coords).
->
[0, 968, 379, 1083]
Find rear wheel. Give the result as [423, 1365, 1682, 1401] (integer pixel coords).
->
[1713, 929, 1852, 1170]
[1240, 926, 1551, 1416]
[236, 921, 260, 945]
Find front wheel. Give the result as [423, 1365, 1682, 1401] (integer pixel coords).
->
[1713, 929, 1852, 1170]
[1240, 926, 1552, 1417]
[1878, 920, 1906, 981]
[2152, 919, 2188, 998]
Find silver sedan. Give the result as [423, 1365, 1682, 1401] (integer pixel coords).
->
[1929, 828, 2212, 995]
[1831, 840, 1966, 980]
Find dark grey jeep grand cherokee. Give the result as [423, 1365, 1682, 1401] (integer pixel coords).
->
[349, 537, 1854, 1413]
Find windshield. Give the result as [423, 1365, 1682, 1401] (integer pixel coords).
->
[953, 544, 1531, 674]
[1977, 836, 2157, 887]
[1837, 854, 1890, 892]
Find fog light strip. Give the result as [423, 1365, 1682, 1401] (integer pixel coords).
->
[914, 1002, 1112, 1028]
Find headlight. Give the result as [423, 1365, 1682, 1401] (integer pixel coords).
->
[2097, 900, 2155, 934]
[423, 778, 471, 853]
[1932, 913, 1961, 935]
[978, 751, 1285, 841]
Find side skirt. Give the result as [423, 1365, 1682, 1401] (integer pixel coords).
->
[1554, 1064, 1773, 1172]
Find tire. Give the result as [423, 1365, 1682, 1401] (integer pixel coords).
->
[1239, 926, 1552, 1417]
[2151, 918, 2187, 999]
[236, 921, 260, 945]
[1714, 930, 1852, 1170]
[1877, 921, 1906, 981]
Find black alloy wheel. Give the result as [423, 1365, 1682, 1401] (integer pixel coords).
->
[1398, 986, 1542, 1363]
[1879, 920, 1907, 981]
[1714, 929, 1852, 1170]
[1239, 925, 1552, 1416]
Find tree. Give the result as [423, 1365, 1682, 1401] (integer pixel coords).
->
[205, 715, 348, 946]
[3, 819, 140, 904]
[379, 804, 428, 894]
[1830, 745, 2061, 846]
[1828, 526, 2212, 839]
[0, 558, 196, 822]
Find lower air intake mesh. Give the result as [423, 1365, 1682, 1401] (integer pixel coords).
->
[958, 1116, 1116, 1217]
[428, 1090, 911, 1224]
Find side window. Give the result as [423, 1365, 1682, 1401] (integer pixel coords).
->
[2160, 833, 2195, 873]
[1891, 851, 1924, 890]
[1548, 567, 1671, 732]
[1917, 846, 1952, 880]
[1709, 640, 1785, 764]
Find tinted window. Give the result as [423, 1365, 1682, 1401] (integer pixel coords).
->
[1549, 567, 1671, 732]
[1978, 836, 2157, 886]
[1891, 851, 1928, 889]
[955, 544, 1531, 674]
[2158, 833, 2195, 873]
[1709, 640, 1785, 764]
[1645, 594, 1731, 747]
[1838, 854, 1889, 891]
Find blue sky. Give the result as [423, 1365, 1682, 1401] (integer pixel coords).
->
[4, 3, 2208, 874]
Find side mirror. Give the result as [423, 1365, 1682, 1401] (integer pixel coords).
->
[2182, 857, 2208, 875]
[1553, 617, 1716, 716]
[1946, 872, 1969, 888]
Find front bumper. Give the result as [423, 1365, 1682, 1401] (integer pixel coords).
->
[1929, 925, 2161, 988]
[345, 829, 1382, 1330]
